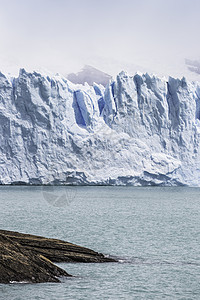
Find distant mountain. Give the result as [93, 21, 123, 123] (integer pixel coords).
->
[67, 65, 111, 86]
[185, 59, 200, 75]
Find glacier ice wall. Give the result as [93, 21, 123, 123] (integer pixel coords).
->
[0, 69, 200, 186]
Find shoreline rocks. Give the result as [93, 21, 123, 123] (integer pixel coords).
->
[0, 230, 116, 284]
[0, 233, 70, 283]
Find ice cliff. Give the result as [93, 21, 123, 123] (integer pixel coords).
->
[0, 68, 200, 186]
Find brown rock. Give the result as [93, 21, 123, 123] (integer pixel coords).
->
[0, 233, 71, 284]
[0, 230, 116, 284]
[0, 230, 115, 263]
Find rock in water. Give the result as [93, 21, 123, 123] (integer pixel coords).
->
[0, 69, 200, 186]
[0, 230, 115, 284]
[0, 233, 71, 284]
[0, 230, 115, 263]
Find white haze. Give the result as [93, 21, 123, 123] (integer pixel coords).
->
[0, 0, 200, 80]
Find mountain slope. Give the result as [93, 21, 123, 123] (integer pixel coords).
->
[67, 65, 111, 87]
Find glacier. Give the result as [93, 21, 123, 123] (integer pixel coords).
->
[0, 68, 200, 186]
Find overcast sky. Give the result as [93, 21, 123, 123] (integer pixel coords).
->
[0, 0, 200, 79]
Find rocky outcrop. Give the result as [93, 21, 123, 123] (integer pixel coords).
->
[0, 230, 116, 284]
[0, 233, 70, 283]
[0, 230, 115, 263]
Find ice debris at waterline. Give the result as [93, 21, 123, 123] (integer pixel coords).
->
[0, 69, 200, 186]
[0, 230, 115, 284]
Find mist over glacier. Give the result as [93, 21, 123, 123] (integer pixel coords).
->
[0, 68, 200, 186]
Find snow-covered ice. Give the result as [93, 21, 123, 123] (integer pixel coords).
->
[0, 68, 200, 186]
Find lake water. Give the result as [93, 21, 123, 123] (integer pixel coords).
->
[0, 186, 199, 299]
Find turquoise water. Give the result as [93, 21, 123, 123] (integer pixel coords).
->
[0, 186, 200, 299]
